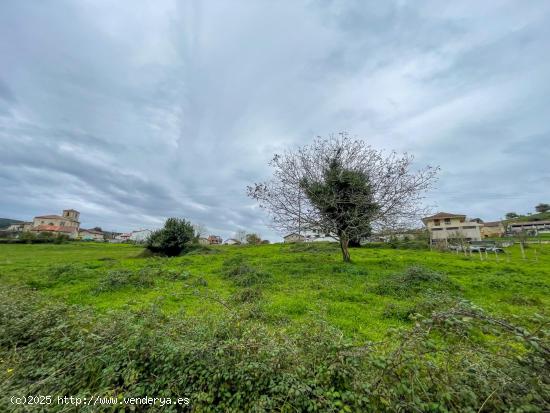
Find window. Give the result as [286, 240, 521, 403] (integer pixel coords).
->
[447, 227, 458, 230]
[434, 219, 440, 226]
[462, 226, 476, 229]
[431, 228, 443, 231]
[444, 218, 451, 224]
[60, 222, 65, 226]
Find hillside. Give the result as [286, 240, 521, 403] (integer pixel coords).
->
[506, 211, 550, 223]
[0, 218, 22, 229]
[0, 242, 548, 411]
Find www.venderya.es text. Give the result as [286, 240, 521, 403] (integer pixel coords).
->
[10, 395, 190, 407]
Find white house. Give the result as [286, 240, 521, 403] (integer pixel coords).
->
[283, 229, 335, 243]
[79, 229, 105, 241]
[114, 233, 131, 241]
[224, 238, 241, 245]
[422, 212, 482, 246]
[130, 229, 153, 243]
[197, 237, 209, 245]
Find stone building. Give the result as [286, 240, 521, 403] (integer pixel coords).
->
[30, 209, 81, 238]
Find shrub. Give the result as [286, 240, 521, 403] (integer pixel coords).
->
[374, 265, 458, 297]
[232, 287, 263, 303]
[18, 231, 37, 243]
[94, 269, 155, 293]
[146, 218, 195, 256]
[222, 256, 271, 287]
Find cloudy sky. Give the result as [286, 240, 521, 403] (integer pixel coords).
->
[1, 0, 549, 240]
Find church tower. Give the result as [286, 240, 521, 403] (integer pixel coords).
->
[63, 209, 80, 222]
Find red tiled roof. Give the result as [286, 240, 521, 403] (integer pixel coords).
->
[31, 225, 77, 233]
[35, 215, 64, 219]
[80, 229, 103, 235]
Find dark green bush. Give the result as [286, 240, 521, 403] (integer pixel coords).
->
[146, 218, 195, 256]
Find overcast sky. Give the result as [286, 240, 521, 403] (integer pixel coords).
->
[1, 1, 549, 240]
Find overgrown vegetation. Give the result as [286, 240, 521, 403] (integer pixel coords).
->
[373, 265, 460, 297]
[0, 242, 548, 411]
[1, 288, 548, 412]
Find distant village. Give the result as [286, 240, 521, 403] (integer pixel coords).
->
[1, 209, 242, 245]
[2, 208, 549, 246]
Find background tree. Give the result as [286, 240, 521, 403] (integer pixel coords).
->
[245, 233, 262, 245]
[193, 223, 207, 239]
[146, 218, 195, 256]
[505, 212, 519, 220]
[535, 203, 549, 213]
[247, 135, 438, 262]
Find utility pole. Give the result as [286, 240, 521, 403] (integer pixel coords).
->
[298, 195, 301, 237]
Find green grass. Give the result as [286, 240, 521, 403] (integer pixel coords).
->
[1, 241, 548, 342]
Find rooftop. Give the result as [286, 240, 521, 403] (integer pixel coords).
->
[31, 225, 77, 233]
[422, 212, 466, 224]
[483, 221, 503, 227]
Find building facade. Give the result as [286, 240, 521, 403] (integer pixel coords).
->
[507, 220, 550, 235]
[79, 229, 105, 241]
[422, 212, 482, 246]
[207, 235, 222, 245]
[129, 229, 152, 243]
[481, 221, 505, 238]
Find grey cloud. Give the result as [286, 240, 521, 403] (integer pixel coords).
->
[0, 0, 549, 239]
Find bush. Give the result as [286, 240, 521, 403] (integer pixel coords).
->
[232, 287, 263, 303]
[94, 269, 155, 293]
[374, 265, 459, 297]
[222, 256, 271, 287]
[146, 218, 195, 256]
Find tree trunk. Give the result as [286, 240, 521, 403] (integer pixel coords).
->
[340, 236, 351, 262]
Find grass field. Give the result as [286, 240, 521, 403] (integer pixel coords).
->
[1, 241, 548, 341]
[1, 242, 549, 411]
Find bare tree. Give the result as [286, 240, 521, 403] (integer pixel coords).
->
[193, 223, 207, 238]
[247, 135, 439, 262]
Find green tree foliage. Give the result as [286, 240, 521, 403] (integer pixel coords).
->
[301, 152, 379, 261]
[146, 218, 195, 256]
[18, 231, 36, 243]
[245, 233, 262, 245]
[505, 212, 519, 219]
[535, 203, 550, 213]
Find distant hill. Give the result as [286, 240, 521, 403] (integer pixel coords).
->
[504, 211, 550, 224]
[0, 218, 23, 229]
